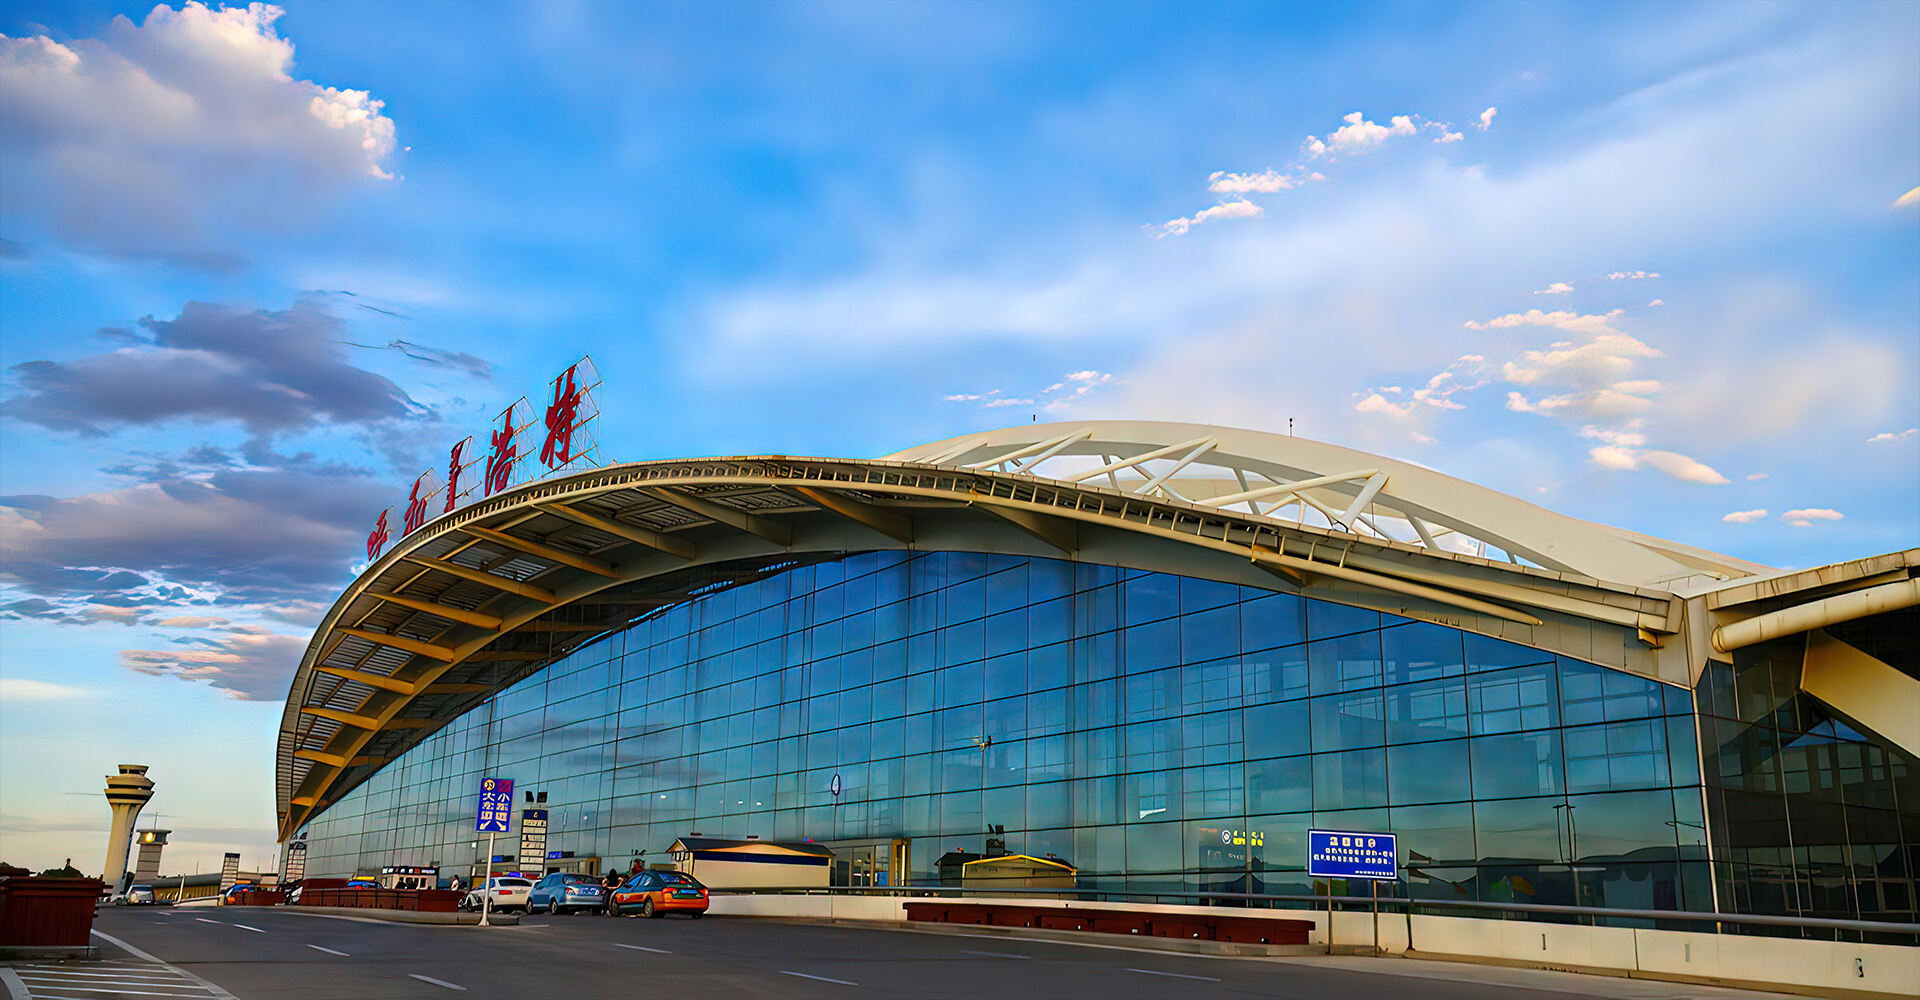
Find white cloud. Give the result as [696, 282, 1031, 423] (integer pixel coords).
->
[1745, 472, 1768, 481]
[0, 2, 399, 260]
[1587, 444, 1640, 470]
[1781, 508, 1844, 527]
[1722, 508, 1768, 523]
[1208, 170, 1299, 194]
[1464, 308, 1626, 336]
[1156, 199, 1262, 237]
[1605, 270, 1661, 280]
[0, 678, 87, 700]
[1647, 298, 1665, 307]
[1433, 130, 1463, 144]
[1867, 427, 1918, 443]
[1533, 282, 1574, 295]
[1639, 449, 1730, 484]
[1501, 334, 1662, 388]
[1306, 111, 1419, 160]
[1894, 187, 1919, 209]
[1477, 107, 1497, 130]
[1579, 444, 1727, 483]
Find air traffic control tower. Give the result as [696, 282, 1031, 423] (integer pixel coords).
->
[102, 764, 154, 890]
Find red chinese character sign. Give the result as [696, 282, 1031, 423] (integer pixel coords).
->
[352, 360, 608, 567]
[402, 470, 443, 536]
[539, 357, 602, 475]
[483, 398, 535, 497]
[367, 508, 391, 562]
[443, 436, 477, 513]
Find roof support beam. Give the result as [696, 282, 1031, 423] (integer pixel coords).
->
[1337, 471, 1390, 528]
[299, 706, 381, 730]
[1136, 439, 1217, 498]
[535, 501, 696, 559]
[973, 498, 1077, 553]
[1200, 469, 1379, 509]
[793, 486, 914, 544]
[402, 555, 558, 603]
[382, 718, 442, 729]
[1250, 543, 1542, 626]
[422, 682, 494, 694]
[368, 592, 504, 630]
[293, 749, 385, 768]
[1061, 436, 1214, 485]
[639, 486, 791, 545]
[314, 665, 418, 695]
[337, 627, 458, 663]
[461, 524, 619, 578]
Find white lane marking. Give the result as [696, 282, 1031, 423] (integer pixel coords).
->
[780, 971, 858, 986]
[88, 928, 169, 963]
[231, 923, 265, 933]
[89, 929, 241, 999]
[0, 969, 29, 1000]
[16, 969, 187, 980]
[19, 974, 203, 988]
[308, 944, 350, 956]
[960, 949, 1031, 959]
[409, 974, 469, 991]
[613, 943, 671, 953]
[1125, 967, 1221, 982]
[194, 918, 224, 925]
[20, 982, 217, 990]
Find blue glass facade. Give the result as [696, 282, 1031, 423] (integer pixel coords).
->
[302, 550, 1713, 910]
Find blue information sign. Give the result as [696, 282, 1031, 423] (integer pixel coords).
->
[475, 776, 514, 833]
[1307, 829, 1398, 881]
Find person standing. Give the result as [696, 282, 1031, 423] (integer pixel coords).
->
[601, 868, 624, 916]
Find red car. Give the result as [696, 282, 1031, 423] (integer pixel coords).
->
[610, 870, 708, 918]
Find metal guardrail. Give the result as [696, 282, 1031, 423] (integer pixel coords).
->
[712, 884, 1920, 941]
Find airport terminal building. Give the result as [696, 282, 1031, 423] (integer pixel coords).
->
[276, 421, 1918, 920]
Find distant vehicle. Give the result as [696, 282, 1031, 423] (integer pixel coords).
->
[610, 870, 708, 919]
[459, 876, 533, 913]
[219, 883, 263, 904]
[124, 885, 156, 905]
[528, 872, 606, 915]
[345, 877, 379, 890]
[287, 884, 304, 905]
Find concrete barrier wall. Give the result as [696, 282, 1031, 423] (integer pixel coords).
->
[707, 893, 1918, 997]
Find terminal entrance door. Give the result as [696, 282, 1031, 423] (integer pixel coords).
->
[546, 856, 602, 877]
[824, 839, 909, 887]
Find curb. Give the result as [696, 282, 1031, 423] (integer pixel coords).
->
[0, 945, 99, 961]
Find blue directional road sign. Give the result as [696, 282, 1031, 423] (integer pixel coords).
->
[475, 776, 515, 833]
[1307, 829, 1398, 880]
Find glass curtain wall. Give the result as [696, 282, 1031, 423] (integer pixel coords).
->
[302, 551, 1709, 909]
[1697, 624, 1918, 921]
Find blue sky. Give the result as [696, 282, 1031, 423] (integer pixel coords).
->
[1, 1, 1915, 874]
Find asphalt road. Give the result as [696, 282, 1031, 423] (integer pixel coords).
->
[5, 906, 1802, 1000]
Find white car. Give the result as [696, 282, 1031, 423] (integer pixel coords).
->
[460, 876, 533, 913]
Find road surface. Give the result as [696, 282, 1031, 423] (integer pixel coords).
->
[1, 906, 1803, 1000]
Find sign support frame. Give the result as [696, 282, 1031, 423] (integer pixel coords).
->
[479, 831, 496, 927]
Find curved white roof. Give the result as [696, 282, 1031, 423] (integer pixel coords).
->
[887, 420, 1770, 589]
